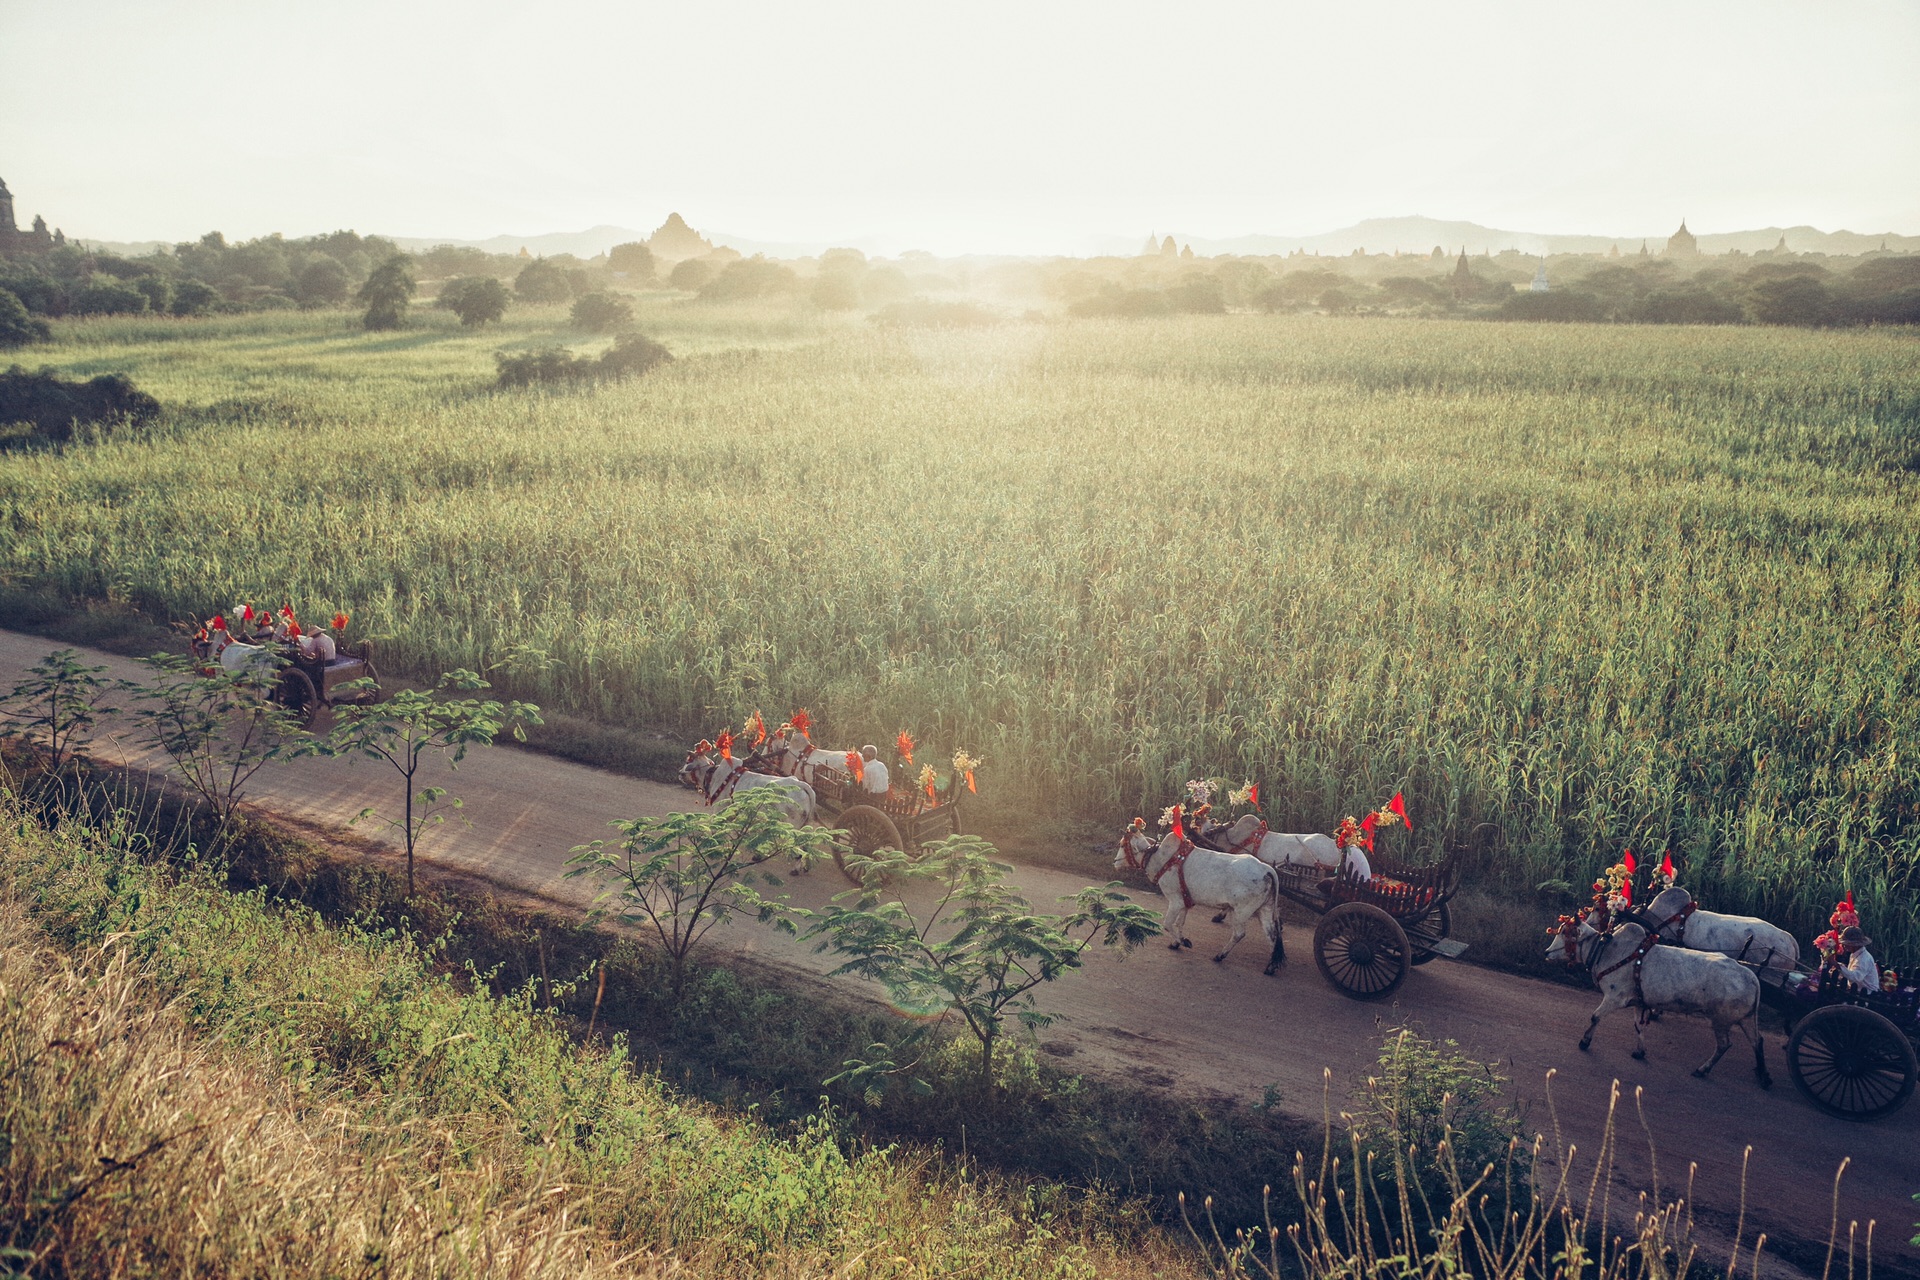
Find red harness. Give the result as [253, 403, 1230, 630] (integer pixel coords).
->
[1228, 821, 1269, 858]
[1149, 837, 1198, 910]
[1648, 899, 1698, 944]
[698, 760, 745, 806]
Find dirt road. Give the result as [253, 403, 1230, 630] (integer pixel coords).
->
[4, 629, 1913, 1275]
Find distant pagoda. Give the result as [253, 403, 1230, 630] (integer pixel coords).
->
[1664, 219, 1699, 257]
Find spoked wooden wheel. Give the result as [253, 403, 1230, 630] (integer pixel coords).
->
[1405, 901, 1452, 966]
[833, 805, 904, 886]
[1313, 902, 1410, 1001]
[278, 669, 319, 728]
[1786, 1004, 1917, 1121]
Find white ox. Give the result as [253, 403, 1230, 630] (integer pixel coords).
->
[679, 745, 818, 827]
[758, 729, 855, 785]
[210, 633, 277, 678]
[1207, 814, 1372, 880]
[1547, 914, 1771, 1086]
[1637, 886, 1799, 973]
[1115, 827, 1285, 974]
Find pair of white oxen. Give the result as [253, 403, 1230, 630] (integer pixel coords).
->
[676, 728, 872, 826]
[1116, 817, 1798, 1087]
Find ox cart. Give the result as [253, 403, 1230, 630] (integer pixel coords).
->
[1193, 826, 1482, 1001]
[192, 636, 381, 727]
[805, 763, 965, 884]
[1758, 968, 1919, 1121]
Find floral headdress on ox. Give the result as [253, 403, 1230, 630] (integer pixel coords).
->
[952, 750, 980, 794]
[1814, 891, 1860, 963]
[1333, 792, 1412, 853]
[744, 711, 768, 749]
[1588, 852, 1637, 928]
[1227, 780, 1260, 809]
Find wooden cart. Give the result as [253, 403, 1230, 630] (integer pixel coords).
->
[1271, 849, 1468, 1001]
[191, 636, 381, 727]
[809, 764, 965, 884]
[1758, 968, 1918, 1121]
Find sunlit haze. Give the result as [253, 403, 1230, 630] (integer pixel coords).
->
[3, 0, 1916, 254]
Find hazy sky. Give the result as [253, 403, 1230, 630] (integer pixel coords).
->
[3, 0, 1916, 255]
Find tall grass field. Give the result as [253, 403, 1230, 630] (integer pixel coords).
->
[2, 303, 1916, 957]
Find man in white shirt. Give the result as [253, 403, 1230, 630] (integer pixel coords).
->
[859, 745, 889, 796]
[1837, 926, 1881, 992]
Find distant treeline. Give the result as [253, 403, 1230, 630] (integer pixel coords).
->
[1038, 251, 1920, 328]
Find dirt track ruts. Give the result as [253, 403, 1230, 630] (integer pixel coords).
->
[3, 629, 1913, 1276]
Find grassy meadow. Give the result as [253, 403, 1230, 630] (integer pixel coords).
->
[2, 300, 1918, 958]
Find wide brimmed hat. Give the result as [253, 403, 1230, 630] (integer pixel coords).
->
[1839, 925, 1871, 947]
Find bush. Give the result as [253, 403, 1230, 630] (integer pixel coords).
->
[438, 276, 511, 328]
[293, 257, 351, 308]
[170, 280, 219, 317]
[667, 259, 714, 291]
[514, 259, 574, 305]
[1747, 274, 1835, 326]
[494, 331, 673, 389]
[71, 279, 150, 316]
[0, 289, 50, 348]
[697, 257, 797, 302]
[1496, 290, 1605, 323]
[357, 255, 415, 330]
[570, 291, 634, 332]
[130, 275, 173, 314]
[606, 242, 655, 282]
[0, 365, 161, 444]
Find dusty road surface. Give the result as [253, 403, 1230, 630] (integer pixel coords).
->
[4, 628, 1914, 1275]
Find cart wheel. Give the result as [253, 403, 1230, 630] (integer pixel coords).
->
[1313, 902, 1410, 1001]
[833, 805, 905, 886]
[1405, 901, 1452, 966]
[279, 669, 319, 729]
[1786, 1004, 1917, 1121]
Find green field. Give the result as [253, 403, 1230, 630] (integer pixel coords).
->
[3, 303, 1917, 958]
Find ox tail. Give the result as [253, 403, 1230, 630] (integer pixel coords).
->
[1263, 866, 1286, 973]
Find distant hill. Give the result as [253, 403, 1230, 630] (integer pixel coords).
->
[1138, 217, 1920, 259]
[385, 219, 866, 262]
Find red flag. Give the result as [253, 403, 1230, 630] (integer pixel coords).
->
[1844, 890, 1853, 911]
[965, 770, 976, 794]
[844, 750, 863, 783]
[241, 603, 254, 623]
[1621, 878, 1633, 906]
[332, 612, 350, 632]
[1623, 850, 1637, 875]
[1660, 851, 1674, 880]
[896, 731, 915, 766]
[1249, 783, 1260, 807]
[717, 731, 734, 761]
[1360, 812, 1378, 852]
[747, 711, 767, 747]
[924, 772, 937, 803]
[1388, 791, 1409, 831]
[790, 710, 812, 739]
[210, 614, 227, 631]
[1170, 804, 1186, 840]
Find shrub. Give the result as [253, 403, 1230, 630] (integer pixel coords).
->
[438, 276, 511, 328]
[130, 275, 174, 314]
[570, 291, 634, 332]
[71, 279, 150, 316]
[697, 257, 797, 302]
[357, 255, 415, 330]
[1496, 290, 1605, 323]
[514, 259, 574, 304]
[170, 280, 219, 317]
[0, 365, 161, 444]
[293, 257, 351, 308]
[606, 242, 655, 282]
[667, 259, 713, 291]
[0, 289, 50, 348]
[1747, 274, 1835, 326]
[494, 331, 673, 389]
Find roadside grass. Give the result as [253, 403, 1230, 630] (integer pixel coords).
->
[0, 770, 1195, 1279]
[0, 754, 1873, 1278]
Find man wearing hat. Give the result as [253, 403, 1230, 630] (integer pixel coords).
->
[1835, 925, 1880, 993]
[858, 745, 890, 797]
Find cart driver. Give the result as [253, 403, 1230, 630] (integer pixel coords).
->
[1834, 925, 1880, 993]
[859, 745, 890, 796]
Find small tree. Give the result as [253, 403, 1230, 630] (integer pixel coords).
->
[2, 649, 114, 767]
[570, 290, 633, 331]
[358, 255, 416, 330]
[320, 670, 540, 894]
[807, 834, 1159, 1091]
[607, 242, 655, 282]
[566, 786, 837, 999]
[514, 258, 574, 304]
[439, 275, 511, 327]
[0, 288, 51, 348]
[124, 652, 306, 841]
